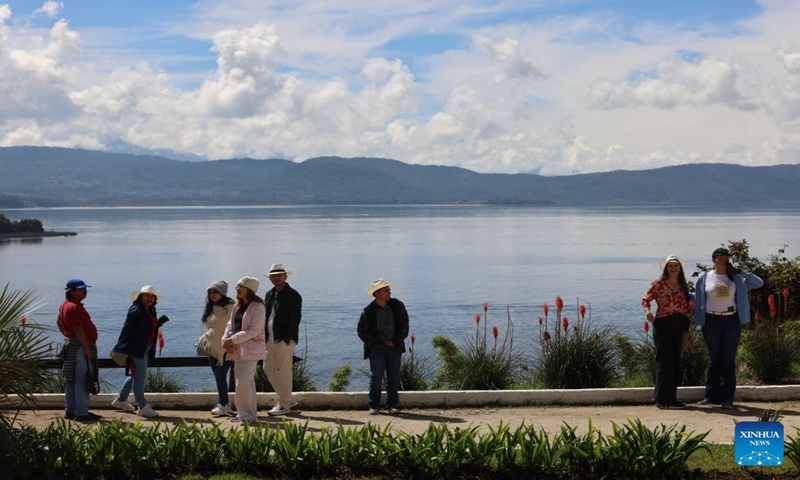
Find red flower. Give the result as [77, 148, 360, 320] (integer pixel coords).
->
[543, 331, 551, 341]
[689, 300, 695, 310]
[410, 333, 416, 345]
[643, 321, 650, 334]
[770, 303, 778, 317]
[783, 288, 790, 299]
[475, 313, 481, 325]
[158, 331, 165, 350]
[19, 315, 26, 325]
[579, 305, 586, 319]
[768, 294, 775, 306]
[483, 302, 489, 313]
[538, 316, 543, 325]
[543, 304, 549, 316]
[555, 296, 564, 311]
[492, 326, 499, 339]
[561, 317, 569, 331]
[755, 311, 761, 322]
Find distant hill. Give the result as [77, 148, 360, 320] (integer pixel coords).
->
[1, 146, 799, 207]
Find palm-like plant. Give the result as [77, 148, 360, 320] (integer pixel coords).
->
[0, 283, 56, 454]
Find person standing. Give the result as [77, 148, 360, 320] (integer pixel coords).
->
[57, 278, 102, 421]
[262, 263, 302, 416]
[197, 280, 235, 416]
[694, 247, 764, 409]
[642, 255, 693, 409]
[357, 278, 409, 415]
[111, 285, 167, 418]
[222, 277, 266, 425]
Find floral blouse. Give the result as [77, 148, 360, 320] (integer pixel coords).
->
[642, 279, 691, 318]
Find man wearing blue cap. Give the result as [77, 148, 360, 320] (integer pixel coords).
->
[57, 278, 102, 421]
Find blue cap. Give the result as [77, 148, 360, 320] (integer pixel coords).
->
[65, 278, 91, 290]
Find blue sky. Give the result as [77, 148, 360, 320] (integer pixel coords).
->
[1, 1, 798, 174]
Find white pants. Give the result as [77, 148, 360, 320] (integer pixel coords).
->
[264, 340, 296, 406]
[234, 357, 258, 422]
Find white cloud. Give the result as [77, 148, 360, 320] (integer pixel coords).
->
[33, 1, 63, 18]
[474, 36, 547, 82]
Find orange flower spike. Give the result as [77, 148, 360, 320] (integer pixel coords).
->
[561, 317, 569, 331]
[768, 294, 775, 306]
[543, 304, 549, 316]
[158, 331, 165, 350]
[555, 296, 564, 311]
[475, 313, 481, 325]
[770, 303, 778, 317]
[783, 288, 790, 300]
[492, 326, 499, 339]
[579, 305, 586, 319]
[19, 315, 26, 325]
[643, 321, 650, 334]
[483, 302, 488, 313]
[543, 331, 551, 341]
[538, 316, 543, 325]
[410, 333, 416, 345]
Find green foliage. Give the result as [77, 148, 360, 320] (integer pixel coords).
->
[431, 305, 522, 390]
[0, 213, 44, 234]
[616, 326, 708, 388]
[327, 365, 352, 392]
[0, 418, 717, 479]
[400, 334, 434, 391]
[145, 367, 186, 393]
[741, 319, 800, 384]
[535, 299, 618, 389]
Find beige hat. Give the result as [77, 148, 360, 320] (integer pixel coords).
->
[237, 276, 260, 294]
[265, 263, 292, 277]
[367, 278, 393, 297]
[659, 254, 685, 271]
[132, 285, 162, 301]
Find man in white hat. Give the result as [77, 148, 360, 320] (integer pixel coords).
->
[357, 278, 409, 415]
[262, 263, 303, 416]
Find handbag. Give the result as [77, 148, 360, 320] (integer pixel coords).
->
[85, 360, 100, 395]
[109, 349, 129, 367]
[195, 335, 214, 357]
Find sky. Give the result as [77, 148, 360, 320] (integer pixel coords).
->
[1, 0, 799, 174]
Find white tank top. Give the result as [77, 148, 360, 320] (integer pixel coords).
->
[705, 271, 736, 312]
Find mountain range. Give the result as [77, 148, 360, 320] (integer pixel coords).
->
[1, 146, 799, 207]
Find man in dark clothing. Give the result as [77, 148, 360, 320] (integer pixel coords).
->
[263, 263, 302, 416]
[357, 278, 409, 415]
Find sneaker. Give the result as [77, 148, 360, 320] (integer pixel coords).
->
[211, 404, 232, 416]
[388, 407, 402, 414]
[267, 403, 291, 416]
[697, 398, 716, 406]
[112, 398, 136, 412]
[368, 407, 379, 415]
[721, 401, 735, 410]
[65, 411, 75, 420]
[670, 401, 686, 409]
[75, 412, 103, 421]
[137, 404, 159, 418]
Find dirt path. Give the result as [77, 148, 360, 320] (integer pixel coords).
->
[10, 401, 800, 444]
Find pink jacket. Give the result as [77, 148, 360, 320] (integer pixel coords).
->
[222, 301, 266, 361]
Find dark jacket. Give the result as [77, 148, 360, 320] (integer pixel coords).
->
[357, 298, 409, 359]
[113, 302, 159, 359]
[264, 283, 302, 344]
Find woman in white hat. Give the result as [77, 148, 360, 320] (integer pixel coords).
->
[196, 280, 235, 416]
[641, 255, 692, 410]
[111, 285, 168, 418]
[221, 277, 267, 425]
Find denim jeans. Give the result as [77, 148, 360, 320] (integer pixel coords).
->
[65, 345, 90, 416]
[119, 342, 151, 407]
[209, 355, 233, 406]
[701, 313, 741, 404]
[653, 314, 686, 405]
[368, 344, 402, 409]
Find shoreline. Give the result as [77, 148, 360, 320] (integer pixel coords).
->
[0, 231, 77, 239]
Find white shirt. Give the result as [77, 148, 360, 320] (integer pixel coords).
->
[705, 271, 737, 313]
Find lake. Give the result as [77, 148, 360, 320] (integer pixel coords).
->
[1, 205, 798, 392]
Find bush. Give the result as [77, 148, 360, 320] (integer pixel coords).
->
[741, 318, 800, 384]
[327, 365, 352, 392]
[145, 368, 186, 392]
[535, 297, 618, 389]
[431, 304, 522, 390]
[400, 333, 435, 391]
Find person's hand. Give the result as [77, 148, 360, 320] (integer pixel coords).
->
[385, 339, 395, 347]
[646, 313, 655, 323]
[84, 348, 94, 360]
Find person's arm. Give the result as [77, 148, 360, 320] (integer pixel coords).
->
[742, 271, 765, 290]
[357, 309, 380, 345]
[230, 303, 266, 343]
[642, 282, 656, 323]
[56, 314, 67, 337]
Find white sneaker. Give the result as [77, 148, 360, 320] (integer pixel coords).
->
[267, 403, 291, 416]
[211, 404, 232, 416]
[111, 398, 135, 412]
[368, 407, 379, 415]
[389, 407, 402, 415]
[137, 404, 159, 418]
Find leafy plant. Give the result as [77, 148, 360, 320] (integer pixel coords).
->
[535, 297, 618, 389]
[327, 365, 352, 392]
[431, 303, 522, 390]
[400, 332, 434, 391]
[741, 317, 800, 384]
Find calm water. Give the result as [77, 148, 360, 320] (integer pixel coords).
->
[2, 205, 798, 392]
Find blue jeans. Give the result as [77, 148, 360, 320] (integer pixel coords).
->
[119, 343, 150, 407]
[65, 345, 90, 416]
[209, 355, 233, 405]
[702, 314, 741, 404]
[368, 344, 402, 409]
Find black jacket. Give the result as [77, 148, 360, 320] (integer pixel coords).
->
[113, 302, 159, 359]
[264, 283, 302, 344]
[357, 298, 409, 359]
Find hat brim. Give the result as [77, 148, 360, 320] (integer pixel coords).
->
[367, 283, 393, 297]
[265, 271, 292, 278]
[132, 291, 162, 301]
[659, 260, 685, 270]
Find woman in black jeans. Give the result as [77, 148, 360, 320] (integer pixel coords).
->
[642, 255, 692, 409]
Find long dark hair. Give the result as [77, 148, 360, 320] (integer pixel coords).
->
[202, 293, 234, 323]
[660, 264, 690, 299]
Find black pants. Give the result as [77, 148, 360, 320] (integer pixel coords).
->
[653, 313, 687, 405]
